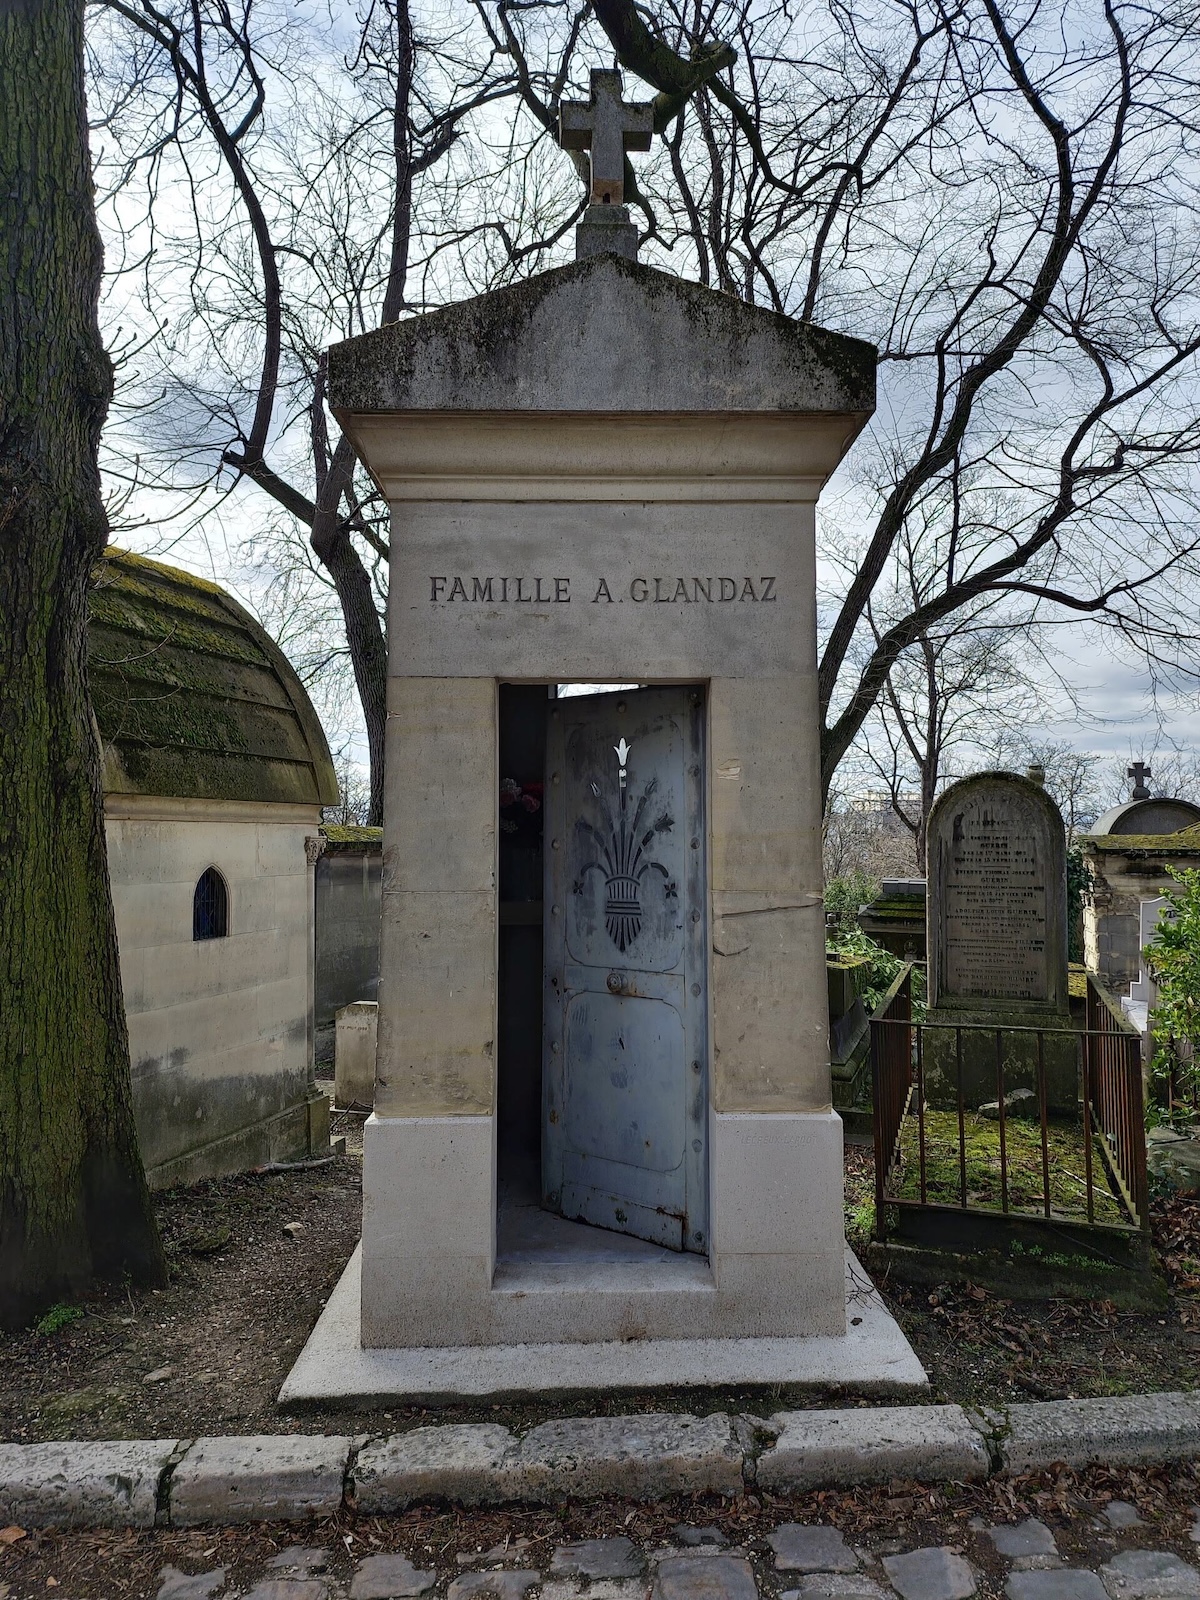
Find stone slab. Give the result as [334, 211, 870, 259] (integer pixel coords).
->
[447, 1575, 538, 1600]
[349, 1552, 437, 1598]
[0, 1439, 176, 1529]
[785, 1582, 887, 1599]
[550, 1539, 643, 1578]
[168, 1435, 351, 1525]
[757, 1405, 989, 1491]
[516, 1414, 743, 1501]
[993, 1394, 1200, 1473]
[989, 1521, 1059, 1559]
[653, 1555, 759, 1600]
[354, 1425, 521, 1511]
[768, 1525, 858, 1572]
[156, 1567, 226, 1600]
[1099, 1550, 1200, 1596]
[280, 1245, 927, 1406]
[355, 1415, 739, 1508]
[1006, 1578, 1108, 1600]
[882, 1547, 976, 1600]
[785, 1581, 887, 1598]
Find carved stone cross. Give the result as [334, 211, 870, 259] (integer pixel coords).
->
[559, 68, 654, 206]
[1128, 760, 1152, 800]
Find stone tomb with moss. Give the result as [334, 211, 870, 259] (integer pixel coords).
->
[282, 253, 927, 1401]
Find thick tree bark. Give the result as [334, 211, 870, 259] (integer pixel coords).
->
[0, 0, 166, 1328]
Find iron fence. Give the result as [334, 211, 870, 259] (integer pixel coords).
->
[871, 972, 1149, 1242]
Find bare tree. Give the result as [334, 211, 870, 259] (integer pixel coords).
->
[855, 615, 1040, 862]
[88, 0, 1200, 809]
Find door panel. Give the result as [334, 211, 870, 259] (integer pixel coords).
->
[543, 686, 708, 1254]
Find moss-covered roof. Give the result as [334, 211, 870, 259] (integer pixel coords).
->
[1082, 823, 1200, 857]
[860, 895, 927, 921]
[91, 548, 339, 808]
[320, 824, 383, 849]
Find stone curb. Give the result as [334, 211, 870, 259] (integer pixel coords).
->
[3, 1395, 1200, 1528]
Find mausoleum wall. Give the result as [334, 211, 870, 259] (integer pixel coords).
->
[105, 794, 325, 1187]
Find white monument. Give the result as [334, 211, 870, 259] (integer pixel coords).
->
[283, 73, 924, 1401]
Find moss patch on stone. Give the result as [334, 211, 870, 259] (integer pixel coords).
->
[91, 547, 336, 805]
[894, 1108, 1129, 1226]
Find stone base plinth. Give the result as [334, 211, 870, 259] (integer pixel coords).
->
[278, 1243, 927, 1407]
[359, 1110, 848, 1348]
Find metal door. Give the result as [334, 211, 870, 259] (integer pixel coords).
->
[542, 686, 708, 1253]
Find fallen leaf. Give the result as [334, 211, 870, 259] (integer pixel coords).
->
[0, 1528, 26, 1547]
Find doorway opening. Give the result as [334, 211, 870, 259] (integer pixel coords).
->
[496, 682, 710, 1275]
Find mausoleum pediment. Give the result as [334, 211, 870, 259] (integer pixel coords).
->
[328, 254, 875, 418]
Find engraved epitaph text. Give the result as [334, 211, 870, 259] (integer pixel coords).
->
[928, 775, 1067, 1013]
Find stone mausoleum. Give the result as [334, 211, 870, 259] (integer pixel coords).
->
[284, 258, 924, 1398]
[284, 69, 924, 1400]
[92, 548, 338, 1186]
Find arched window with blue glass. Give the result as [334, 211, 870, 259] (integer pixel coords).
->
[193, 867, 229, 941]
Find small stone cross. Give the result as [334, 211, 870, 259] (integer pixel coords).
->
[1128, 760, 1152, 800]
[558, 68, 653, 206]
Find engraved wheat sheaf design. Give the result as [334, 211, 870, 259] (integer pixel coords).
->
[576, 739, 674, 953]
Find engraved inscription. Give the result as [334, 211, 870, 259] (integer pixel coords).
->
[427, 574, 779, 604]
[943, 802, 1049, 1003]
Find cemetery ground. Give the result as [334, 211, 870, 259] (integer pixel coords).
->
[3, 1134, 1200, 1449]
[6, 1462, 1200, 1600]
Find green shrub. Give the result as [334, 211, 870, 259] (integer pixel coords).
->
[35, 1303, 83, 1336]
[826, 924, 925, 1014]
[824, 868, 879, 932]
[1148, 868, 1200, 1115]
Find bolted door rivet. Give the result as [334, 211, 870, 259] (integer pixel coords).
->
[691, 982, 701, 996]
[551, 838, 560, 850]
[691, 1060, 701, 1073]
[690, 837, 699, 849]
[552, 771, 561, 784]
[692, 910, 700, 923]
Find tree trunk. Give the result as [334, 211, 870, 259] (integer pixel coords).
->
[0, 0, 166, 1328]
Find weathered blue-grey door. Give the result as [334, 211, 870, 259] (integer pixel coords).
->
[542, 686, 708, 1253]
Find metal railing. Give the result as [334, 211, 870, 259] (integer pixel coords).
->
[871, 971, 1149, 1241]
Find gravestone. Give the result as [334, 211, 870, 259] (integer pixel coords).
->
[280, 69, 926, 1397]
[924, 772, 1075, 1110]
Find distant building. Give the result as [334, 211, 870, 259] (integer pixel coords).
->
[92, 548, 340, 1186]
[1080, 796, 1200, 997]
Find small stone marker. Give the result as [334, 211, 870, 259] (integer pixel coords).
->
[653, 1555, 759, 1600]
[784, 1580, 887, 1598]
[447, 1575, 539, 1600]
[882, 1546, 977, 1600]
[268, 1548, 330, 1573]
[550, 1539, 642, 1579]
[350, 1552, 437, 1599]
[241, 1582, 329, 1600]
[1098, 1549, 1200, 1596]
[768, 1525, 858, 1573]
[988, 1521, 1059, 1559]
[155, 1569, 226, 1600]
[1005, 1575, 1106, 1599]
[1102, 1500, 1145, 1529]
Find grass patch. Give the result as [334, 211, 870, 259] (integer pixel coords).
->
[892, 1108, 1129, 1226]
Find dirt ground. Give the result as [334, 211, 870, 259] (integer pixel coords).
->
[3, 1463, 1200, 1600]
[2, 1128, 1200, 1444]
